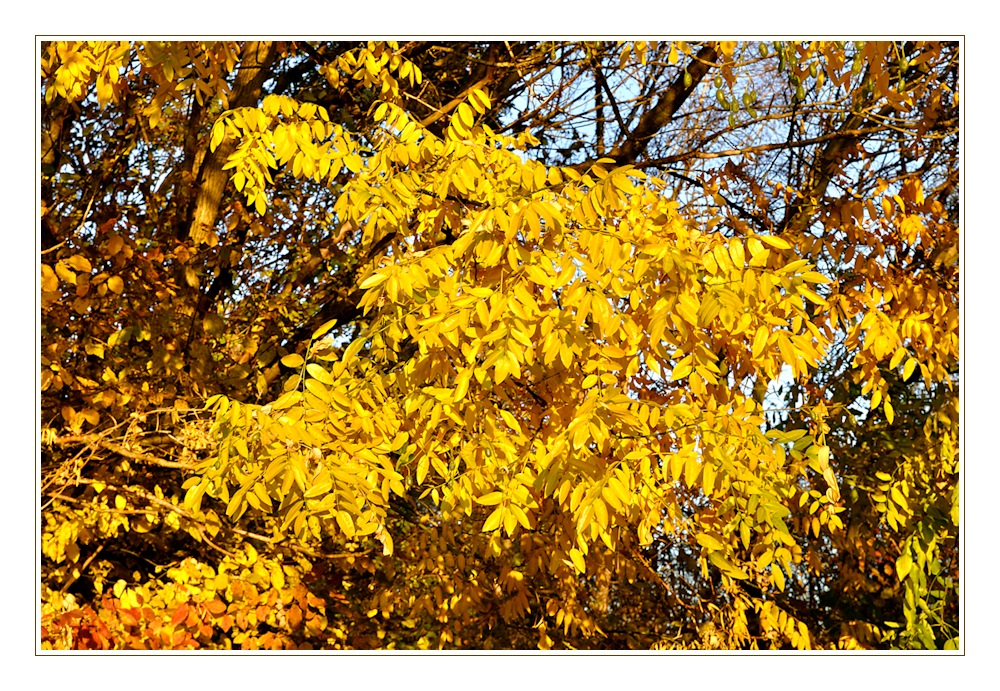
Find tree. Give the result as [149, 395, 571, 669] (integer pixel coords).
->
[40, 39, 959, 650]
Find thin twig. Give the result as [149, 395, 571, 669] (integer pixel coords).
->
[59, 544, 105, 595]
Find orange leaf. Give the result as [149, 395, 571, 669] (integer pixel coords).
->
[204, 599, 227, 615]
[171, 602, 190, 626]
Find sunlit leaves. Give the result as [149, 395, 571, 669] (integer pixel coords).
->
[41, 39, 959, 651]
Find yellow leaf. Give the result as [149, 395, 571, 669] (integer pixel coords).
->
[41, 265, 59, 292]
[269, 564, 285, 590]
[772, 564, 786, 591]
[510, 504, 531, 530]
[569, 548, 586, 574]
[592, 496, 609, 526]
[453, 368, 472, 402]
[891, 486, 908, 512]
[281, 354, 304, 368]
[752, 326, 769, 358]
[210, 120, 225, 151]
[696, 532, 724, 551]
[895, 553, 912, 580]
[728, 240, 746, 266]
[708, 550, 748, 579]
[476, 492, 503, 506]
[457, 102, 475, 128]
[798, 286, 827, 306]
[494, 355, 511, 384]
[67, 255, 92, 273]
[482, 506, 503, 532]
[684, 455, 700, 488]
[311, 319, 339, 341]
[757, 550, 773, 570]
[608, 476, 630, 506]
[470, 88, 491, 112]
[671, 361, 693, 381]
[306, 363, 334, 384]
[619, 45, 632, 69]
[499, 410, 522, 435]
[233, 438, 249, 458]
[359, 271, 389, 289]
[449, 113, 468, 139]
[882, 196, 894, 219]
[345, 153, 363, 173]
[342, 336, 366, 366]
[759, 234, 791, 250]
[778, 334, 797, 367]
[107, 276, 124, 294]
[336, 511, 356, 538]
[902, 358, 917, 381]
[801, 271, 831, 284]
[889, 348, 907, 370]
[503, 510, 517, 536]
[55, 262, 76, 285]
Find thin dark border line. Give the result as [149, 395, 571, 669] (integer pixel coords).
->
[35, 36, 964, 657]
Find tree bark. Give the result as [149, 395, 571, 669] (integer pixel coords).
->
[184, 41, 278, 244]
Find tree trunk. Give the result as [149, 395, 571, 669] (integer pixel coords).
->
[184, 41, 277, 244]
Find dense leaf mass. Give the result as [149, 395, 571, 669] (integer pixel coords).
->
[40, 40, 959, 650]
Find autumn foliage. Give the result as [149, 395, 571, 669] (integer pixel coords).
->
[40, 40, 959, 650]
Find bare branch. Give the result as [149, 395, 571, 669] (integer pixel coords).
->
[607, 43, 719, 165]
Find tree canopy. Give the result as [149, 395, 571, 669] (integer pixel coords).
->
[40, 39, 959, 650]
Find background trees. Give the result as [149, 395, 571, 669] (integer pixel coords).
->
[40, 39, 959, 650]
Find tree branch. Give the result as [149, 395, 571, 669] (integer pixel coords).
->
[638, 126, 887, 167]
[606, 43, 719, 165]
[590, 55, 628, 136]
[780, 104, 895, 234]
